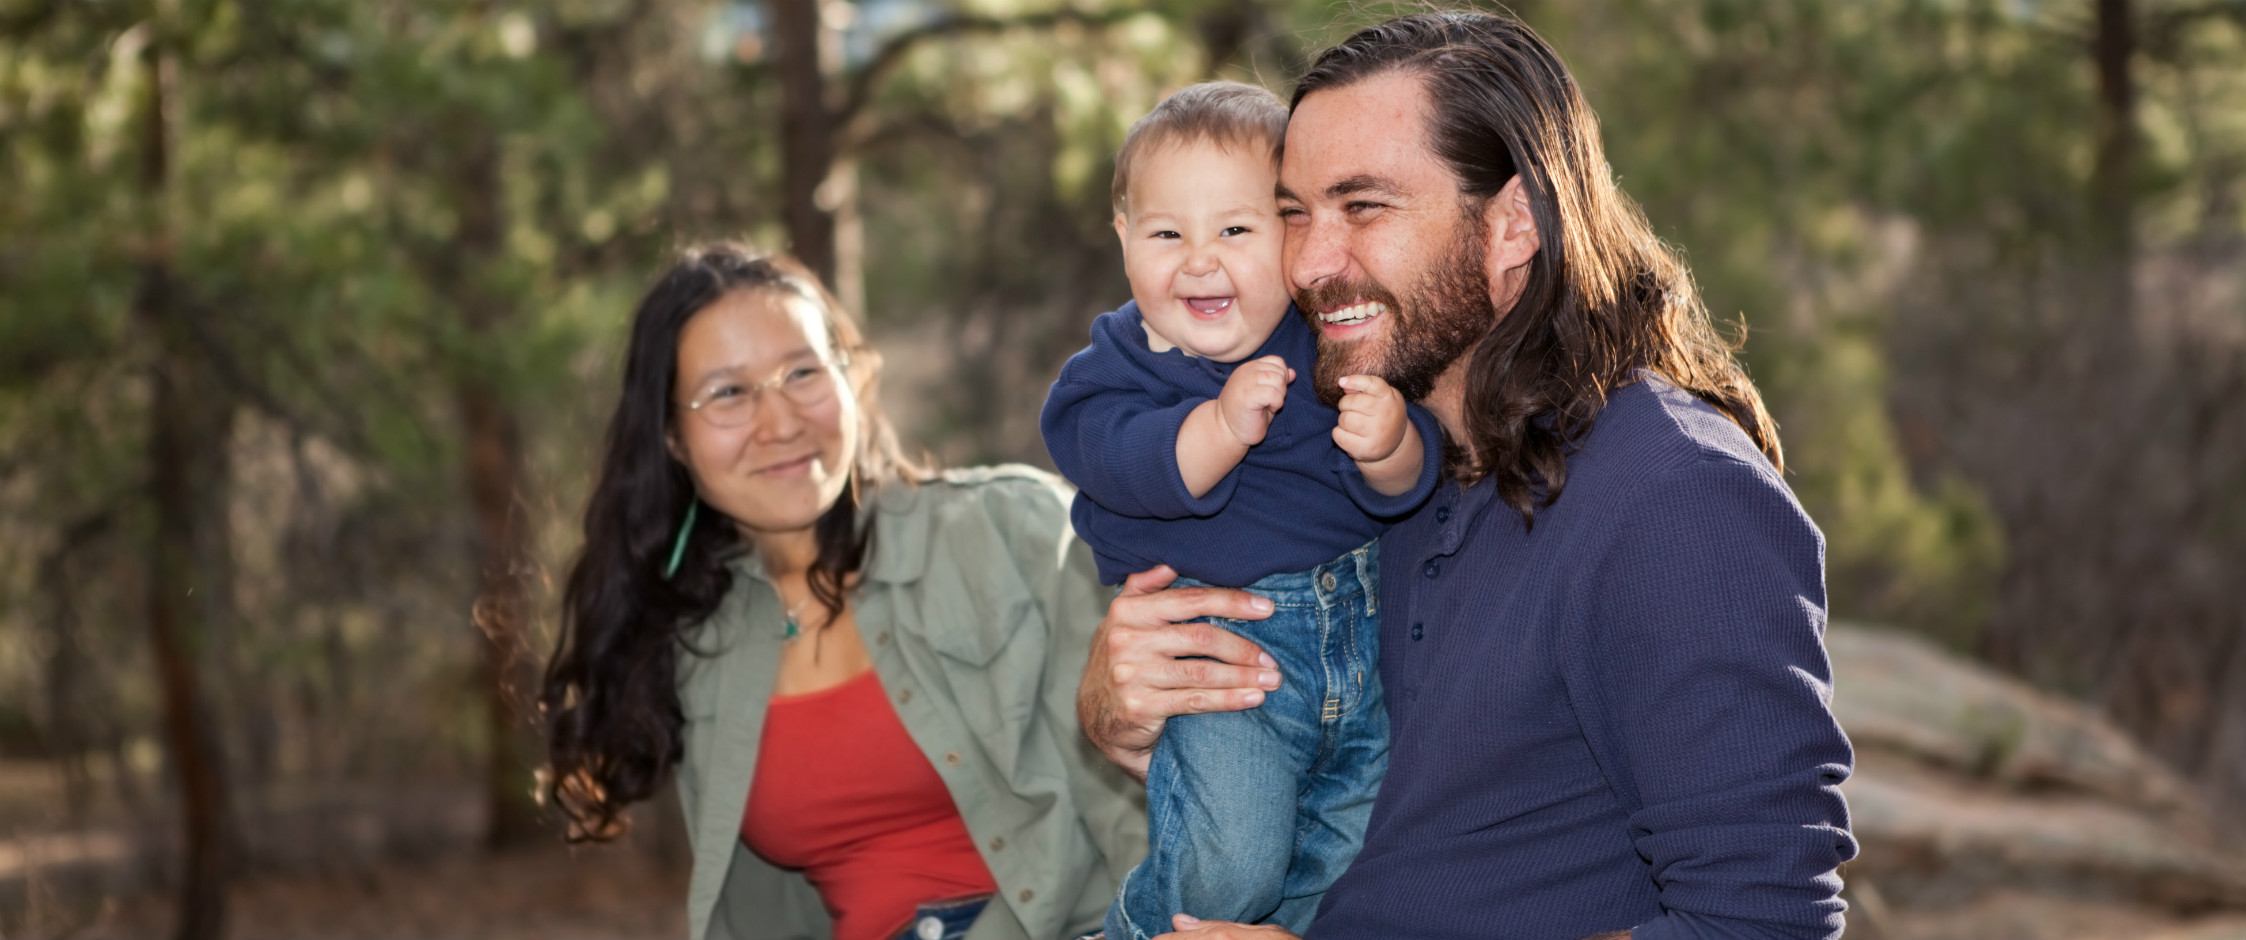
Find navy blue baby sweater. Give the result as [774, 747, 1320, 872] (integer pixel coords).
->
[1040, 302, 1441, 586]
[1309, 375, 1858, 939]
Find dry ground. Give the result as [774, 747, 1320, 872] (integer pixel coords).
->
[29, 841, 685, 940]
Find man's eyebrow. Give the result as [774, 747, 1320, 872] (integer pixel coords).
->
[1327, 174, 1402, 199]
[1275, 182, 1300, 203]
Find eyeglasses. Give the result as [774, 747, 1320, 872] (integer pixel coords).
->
[678, 356, 847, 428]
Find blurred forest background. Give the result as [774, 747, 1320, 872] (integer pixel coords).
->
[0, 0, 2242, 937]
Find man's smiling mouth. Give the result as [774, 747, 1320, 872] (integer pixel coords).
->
[1319, 301, 1389, 325]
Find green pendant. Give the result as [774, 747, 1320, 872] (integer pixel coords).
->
[783, 611, 801, 640]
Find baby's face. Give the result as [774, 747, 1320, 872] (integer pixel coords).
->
[1114, 139, 1291, 362]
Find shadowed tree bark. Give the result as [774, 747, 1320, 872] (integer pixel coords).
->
[133, 34, 234, 940]
[769, 0, 843, 291]
[440, 128, 546, 849]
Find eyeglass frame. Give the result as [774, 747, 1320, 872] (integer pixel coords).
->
[674, 351, 855, 429]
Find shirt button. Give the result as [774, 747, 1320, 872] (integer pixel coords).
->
[944, 751, 961, 766]
[1422, 560, 1440, 579]
[875, 630, 891, 645]
[989, 836, 1006, 851]
[897, 688, 913, 704]
[1018, 888, 1034, 903]
[1410, 622, 1424, 641]
[1435, 506, 1451, 523]
[1319, 571, 1338, 592]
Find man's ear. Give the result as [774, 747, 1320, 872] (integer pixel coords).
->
[1481, 174, 1541, 277]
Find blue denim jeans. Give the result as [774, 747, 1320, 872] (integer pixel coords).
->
[1106, 542, 1388, 940]
[889, 895, 990, 940]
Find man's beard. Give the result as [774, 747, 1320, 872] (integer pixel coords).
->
[1297, 214, 1496, 406]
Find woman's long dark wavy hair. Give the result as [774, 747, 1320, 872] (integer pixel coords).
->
[1295, 12, 1782, 524]
[540, 243, 919, 841]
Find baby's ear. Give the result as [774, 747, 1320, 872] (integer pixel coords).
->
[1112, 212, 1129, 245]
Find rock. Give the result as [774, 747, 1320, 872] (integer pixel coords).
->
[1827, 623, 2246, 938]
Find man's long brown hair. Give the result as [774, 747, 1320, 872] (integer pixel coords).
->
[1294, 12, 1781, 524]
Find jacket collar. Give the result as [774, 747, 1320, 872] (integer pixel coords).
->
[723, 479, 931, 586]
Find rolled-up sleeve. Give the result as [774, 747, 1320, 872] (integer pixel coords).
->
[1586, 454, 1857, 940]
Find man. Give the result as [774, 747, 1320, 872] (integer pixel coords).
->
[1077, 12, 1857, 940]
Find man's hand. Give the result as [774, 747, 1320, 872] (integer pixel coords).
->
[1154, 914, 1300, 940]
[1216, 355, 1294, 447]
[1077, 565, 1281, 781]
[1333, 374, 1424, 497]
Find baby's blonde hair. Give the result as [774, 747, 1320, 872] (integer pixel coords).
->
[1111, 81, 1289, 215]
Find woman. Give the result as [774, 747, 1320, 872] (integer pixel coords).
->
[541, 244, 1143, 940]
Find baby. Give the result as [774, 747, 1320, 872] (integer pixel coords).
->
[1039, 82, 1439, 939]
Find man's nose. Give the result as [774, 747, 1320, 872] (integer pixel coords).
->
[1287, 216, 1349, 290]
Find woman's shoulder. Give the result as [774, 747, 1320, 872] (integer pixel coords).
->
[876, 464, 1073, 524]
[863, 464, 1081, 580]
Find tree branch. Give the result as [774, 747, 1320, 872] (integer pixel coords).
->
[834, 7, 1142, 132]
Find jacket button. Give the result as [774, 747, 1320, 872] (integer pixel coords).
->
[1435, 506, 1451, 523]
[875, 630, 891, 645]
[1410, 622, 1424, 641]
[1319, 571, 1338, 592]
[897, 688, 913, 704]
[1422, 560, 1440, 579]
[944, 751, 961, 766]
[1018, 888, 1034, 903]
[989, 836, 1006, 851]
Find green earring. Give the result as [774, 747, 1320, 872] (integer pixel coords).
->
[663, 500, 700, 580]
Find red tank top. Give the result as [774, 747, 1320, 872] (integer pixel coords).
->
[740, 669, 998, 939]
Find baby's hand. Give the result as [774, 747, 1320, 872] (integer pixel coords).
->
[1216, 355, 1294, 447]
[1333, 374, 1409, 463]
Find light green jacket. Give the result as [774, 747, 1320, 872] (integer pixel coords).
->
[675, 465, 1147, 940]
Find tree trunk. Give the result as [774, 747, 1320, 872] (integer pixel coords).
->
[770, 0, 850, 302]
[134, 40, 233, 940]
[445, 130, 546, 849]
[2091, 0, 2135, 260]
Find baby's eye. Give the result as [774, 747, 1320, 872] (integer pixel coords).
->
[1220, 226, 1251, 237]
[1151, 230, 1181, 240]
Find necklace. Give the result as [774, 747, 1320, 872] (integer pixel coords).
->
[781, 600, 807, 641]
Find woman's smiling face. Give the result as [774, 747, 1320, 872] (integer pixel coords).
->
[668, 288, 860, 538]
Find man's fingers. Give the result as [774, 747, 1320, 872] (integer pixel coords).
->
[1126, 584, 1275, 628]
[1119, 686, 1268, 722]
[1108, 614, 1275, 676]
[1119, 564, 1180, 597]
[1113, 654, 1279, 693]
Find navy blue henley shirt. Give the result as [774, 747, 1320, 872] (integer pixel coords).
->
[1310, 375, 1857, 940]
